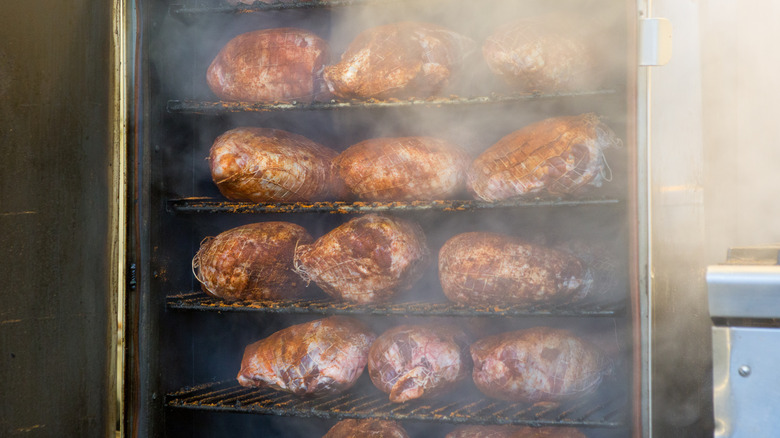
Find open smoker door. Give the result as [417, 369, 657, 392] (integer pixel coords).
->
[0, 1, 123, 437]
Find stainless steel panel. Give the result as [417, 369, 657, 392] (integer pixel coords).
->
[712, 326, 780, 438]
[707, 265, 780, 318]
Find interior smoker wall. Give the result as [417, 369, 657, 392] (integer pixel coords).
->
[0, 2, 115, 437]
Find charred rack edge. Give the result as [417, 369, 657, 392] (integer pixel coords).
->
[165, 381, 627, 428]
[167, 292, 625, 317]
[168, 197, 621, 214]
[170, 0, 409, 16]
[166, 90, 618, 114]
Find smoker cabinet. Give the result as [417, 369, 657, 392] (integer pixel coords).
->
[15, 0, 780, 437]
[129, 0, 639, 437]
[708, 246, 780, 438]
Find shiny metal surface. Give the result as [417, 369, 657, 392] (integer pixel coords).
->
[707, 265, 780, 318]
[712, 326, 780, 438]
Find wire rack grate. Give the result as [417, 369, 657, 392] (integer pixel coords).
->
[166, 90, 618, 114]
[166, 381, 628, 428]
[167, 197, 621, 215]
[170, 0, 412, 17]
[166, 292, 625, 317]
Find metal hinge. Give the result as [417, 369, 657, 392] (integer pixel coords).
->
[128, 262, 137, 291]
[639, 18, 673, 66]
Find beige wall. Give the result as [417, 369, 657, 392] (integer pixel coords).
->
[698, 1, 780, 251]
[648, 0, 780, 436]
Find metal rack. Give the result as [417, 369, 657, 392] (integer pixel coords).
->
[166, 90, 618, 115]
[167, 292, 624, 317]
[170, 0, 411, 17]
[166, 380, 628, 428]
[168, 197, 621, 215]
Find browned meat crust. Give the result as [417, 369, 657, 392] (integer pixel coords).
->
[193, 221, 313, 301]
[237, 316, 376, 396]
[207, 28, 329, 102]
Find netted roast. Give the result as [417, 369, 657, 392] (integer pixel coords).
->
[294, 214, 430, 304]
[192, 221, 313, 301]
[439, 231, 592, 307]
[237, 316, 376, 396]
[467, 113, 620, 201]
[482, 20, 598, 93]
[207, 28, 330, 102]
[368, 324, 470, 403]
[323, 419, 409, 438]
[471, 326, 612, 403]
[324, 21, 475, 99]
[335, 136, 470, 201]
[209, 127, 344, 203]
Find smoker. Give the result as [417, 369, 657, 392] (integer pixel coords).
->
[708, 246, 780, 438]
[126, 0, 640, 437]
[10, 0, 757, 437]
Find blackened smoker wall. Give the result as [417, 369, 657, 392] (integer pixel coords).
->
[0, 1, 115, 437]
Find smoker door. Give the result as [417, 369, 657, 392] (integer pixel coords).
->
[0, 1, 120, 437]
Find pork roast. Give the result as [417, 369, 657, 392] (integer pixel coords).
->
[192, 221, 313, 301]
[471, 326, 612, 403]
[209, 127, 344, 202]
[294, 214, 430, 304]
[368, 324, 469, 403]
[335, 136, 470, 201]
[324, 22, 475, 99]
[323, 419, 409, 438]
[207, 28, 329, 102]
[482, 20, 598, 93]
[468, 113, 620, 201]
[438, 232, 592, 307]
[237, 316, 376, 396]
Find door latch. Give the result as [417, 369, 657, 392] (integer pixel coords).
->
[640, 18, 673, 66]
